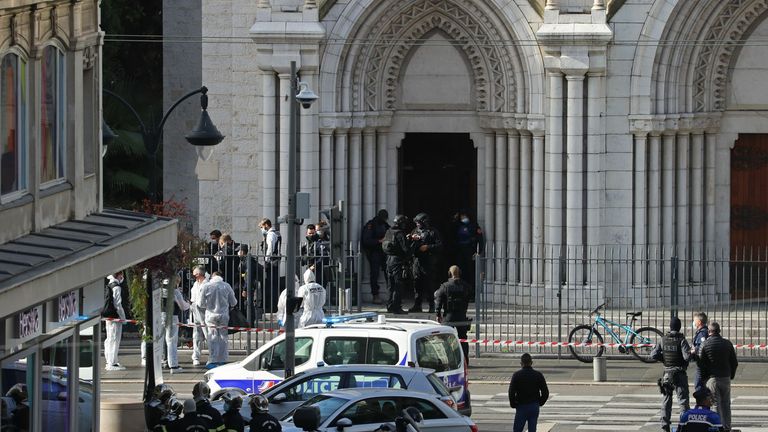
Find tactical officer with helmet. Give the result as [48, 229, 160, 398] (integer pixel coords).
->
[650, 317, 692, 432]
[381, 215, 414, 315]
[434, 265, 472, 361]
[248, 394, 282, 432]
[192, 381, 225, 432]
[221, 392, 245, 432]
[409, 213, 443, 313]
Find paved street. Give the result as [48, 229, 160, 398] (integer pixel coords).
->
[102, 343, 768, 431]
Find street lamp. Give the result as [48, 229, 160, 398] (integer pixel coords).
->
[284, 61, 317, 378]
[102, 86, 224, 404]
[102, 86, 225, 199]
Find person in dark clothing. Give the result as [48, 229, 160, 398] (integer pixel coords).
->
[689, 311, 709, 392]
[434, 265, 472, 362]
[409, 213, 443, 313]
[677, 388, 724, 432]
[454, 211, 484, 291]
[204, 230, 222, 275]
[5, 384, 29, 431]
[301, 224, 330, 288]
[192, 381, 225, 432]
[165, 399, 209, 432]
[508, 353, 549, 432]
[215, 233, 240, 288]
[650, 316, 692, 432]
[699, 322, 738, 431]
[382, 215, 414, 315]
[145, 384, 175, 430]
[152, 398, 183, 432]
[221, 392, 245, 432]
[248, 394, 281, 432]
[260, 218, 282, 313]
[362, 209, 390, 305]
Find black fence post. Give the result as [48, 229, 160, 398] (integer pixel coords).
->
[475, 255, 482, 359]
[557, 249, 565, 360]
[671, 255, 679, 317]
[246, 251, 253, 353]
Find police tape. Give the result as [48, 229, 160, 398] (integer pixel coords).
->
[100, 318, 768, 349]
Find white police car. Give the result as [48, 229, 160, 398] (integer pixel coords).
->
[205, 313, 471, 415]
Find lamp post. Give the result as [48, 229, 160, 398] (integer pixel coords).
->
[284, 61, 317, 378]
[103, 86, 224, 200]
[103, 86, 225, 403]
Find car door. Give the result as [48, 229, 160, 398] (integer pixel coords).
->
[268, 372, 343, 419]
[326, 396, 462, 432]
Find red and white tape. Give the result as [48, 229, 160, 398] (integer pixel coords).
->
[100, 318, 767, 349]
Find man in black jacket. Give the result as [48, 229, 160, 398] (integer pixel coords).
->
[650, 317, 692, 432]
[382, 215, 413, 315]
[508, 353, 549, 432]
[409, 213, 443, 313]
[362, 210, 390, 304]
[435, 265, 472, 362]
[689, 311, 709, 392]
[699, 322, 738, 431]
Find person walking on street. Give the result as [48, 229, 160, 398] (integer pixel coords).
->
[260, 218, 282, 313]
[297, 268, 326, 327]
[508, 353, 549, 432]
[409, 213, 443, 313]
[699, 322, 738, 431]
[190, 266, 210, 366]
[382, 215, 414, 315]
[103, 271, 127, 371]
[162, 279, 190, 374]
[434, 265, 472, 362]
[362, 209, 390, 304]
[650, 317, 692, 432]
[677, 388, 724, 432]
[690, 312, 709, 392]
[200, 272, 237, 368]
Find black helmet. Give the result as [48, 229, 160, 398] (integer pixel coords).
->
[222, 391, 243, 412]
[413, 213, 430, 226]
[249, 394, 269, 414]
[192, 381, 211, 401]
[154, 384, 175, 404]
[393, 215, 409, 229]
[168, 398, 184, 416]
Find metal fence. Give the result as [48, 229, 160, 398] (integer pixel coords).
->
[180, 243, 362, 352]
[473, 246, 768, 359]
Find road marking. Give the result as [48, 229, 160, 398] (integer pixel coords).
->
[577, 426, 642, 430]
[552, 395, 612, 402]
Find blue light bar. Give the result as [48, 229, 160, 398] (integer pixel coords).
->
[323, 312, 378, 327]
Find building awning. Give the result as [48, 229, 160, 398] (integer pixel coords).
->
[0, 209, 178, 318]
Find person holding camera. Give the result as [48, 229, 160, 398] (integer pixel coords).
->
[650, 317, 692, 432]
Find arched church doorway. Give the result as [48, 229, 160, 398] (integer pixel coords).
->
[399, 132, 476, 275]
[730, 134, 768, 299]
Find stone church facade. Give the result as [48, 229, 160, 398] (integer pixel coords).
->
[163, 0, 768, 302]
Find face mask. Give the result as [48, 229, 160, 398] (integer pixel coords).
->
[307, 234, 319, 241]
[261, 228, 268, 235]
[461, 217, 470, 224]
[317, 230, 324, 237]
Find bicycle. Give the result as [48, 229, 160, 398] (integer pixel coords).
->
[568, 303, 663, 363]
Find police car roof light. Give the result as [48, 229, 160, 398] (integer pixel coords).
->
[322, 312, 378, 327]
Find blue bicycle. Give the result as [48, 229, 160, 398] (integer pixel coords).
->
[568, 303, 663, 363]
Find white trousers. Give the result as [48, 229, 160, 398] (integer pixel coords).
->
[205, 314, 229, 364]
[191, 305, 207, 362]
[104, 321, 123, 366]
[163, 313, 180, 368]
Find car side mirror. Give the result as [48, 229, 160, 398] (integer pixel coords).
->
[272, 393, 287, 403]
[336, 418, 353, 431]
[294, 406, 321, 432]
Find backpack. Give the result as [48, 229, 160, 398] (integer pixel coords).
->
[101, 284, 118, 318]
[381, 229, 401, 256]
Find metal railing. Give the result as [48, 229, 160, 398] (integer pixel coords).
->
[473, 246, 768, 359]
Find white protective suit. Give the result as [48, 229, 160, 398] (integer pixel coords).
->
[104, 275, 126, 369]
[190, 272, 210, 364]
[297, 269, 326, 328]
[277, 275, 301, 328]
[163, 286, 190, 370]
[200, 275, 237, 364]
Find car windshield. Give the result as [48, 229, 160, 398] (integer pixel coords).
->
[261, 371, 307, 397]
[426, 373, 451, 397]
[282, 395, 348, 423]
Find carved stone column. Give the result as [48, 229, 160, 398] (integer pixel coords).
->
[319, 129, 334, 209]
[495, 131, 508, 250]
[362, 128, 376, 224]
[349, 128, 362, 246]
[262, 71, 278, 220]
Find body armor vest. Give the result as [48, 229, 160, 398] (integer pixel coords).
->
[662, 332, 685, 368]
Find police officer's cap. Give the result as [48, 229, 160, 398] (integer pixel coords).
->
[693, 388, 712, 403]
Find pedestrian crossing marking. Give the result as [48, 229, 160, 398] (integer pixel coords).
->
[577, 426, 642, 430]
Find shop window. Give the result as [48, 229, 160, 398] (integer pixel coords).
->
[41, 339, 72, 432]
[1, 354, 34, 431]
[40, 46, 65, 185]
[0, 53, 27, 198]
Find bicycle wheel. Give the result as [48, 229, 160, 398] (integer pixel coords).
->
[568, 325, 604, 363]
[629, 326, 664, 363]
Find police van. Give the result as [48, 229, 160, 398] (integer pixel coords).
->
[204, 313, 471, 415]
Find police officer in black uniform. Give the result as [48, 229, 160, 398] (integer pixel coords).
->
[382, 215, 413, 315]
[454, 211, 484, 291]
[434, 265, 472, 362]
[409, 213, 443, 313]
[362, 209, 390, 305]
[248, 395, 281, 432]
[192, 381, 225, 432]
[650, 317, 692, 432]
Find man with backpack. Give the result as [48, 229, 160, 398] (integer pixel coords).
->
[382, 215, 413, 315]
[102, 271, 127, 371]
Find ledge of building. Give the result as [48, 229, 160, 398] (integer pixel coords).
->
[0, 208, 178, 317]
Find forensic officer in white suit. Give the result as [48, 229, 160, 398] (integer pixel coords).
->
[297, 268, 326, 328]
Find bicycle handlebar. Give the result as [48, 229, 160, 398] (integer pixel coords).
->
[590, 303, 606, 315]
